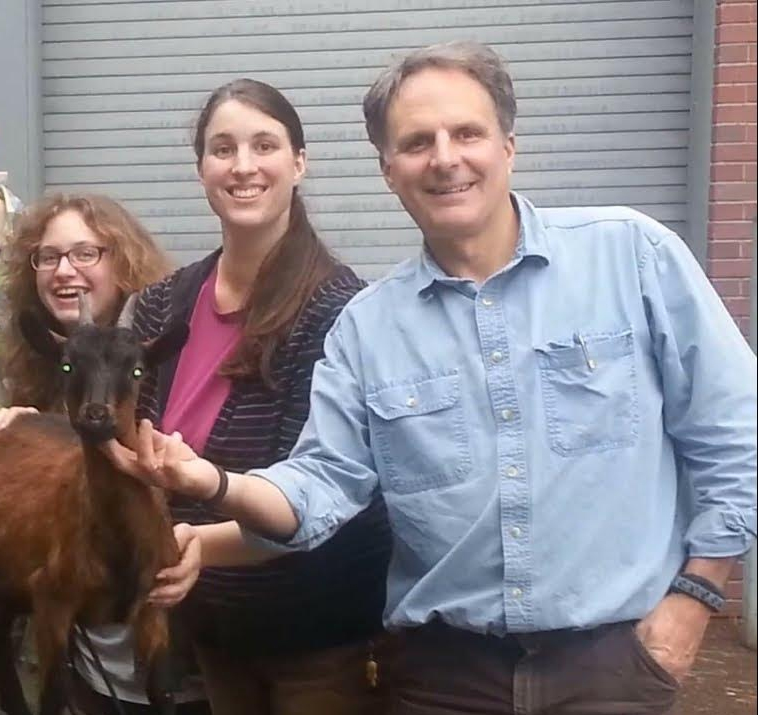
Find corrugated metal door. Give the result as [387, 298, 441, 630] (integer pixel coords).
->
[43, 0, 694, 279]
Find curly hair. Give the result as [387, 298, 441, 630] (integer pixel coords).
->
[0, 193, 170, 411]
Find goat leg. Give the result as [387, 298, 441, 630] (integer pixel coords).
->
[134, 605, 176, 715]
[0, 611, 33, 715]
[30, 579, 76, 715]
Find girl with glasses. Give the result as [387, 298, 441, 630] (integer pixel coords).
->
[2, 194, 169, 412]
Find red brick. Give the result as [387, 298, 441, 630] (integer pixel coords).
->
[724, 580, 746, 600]
[713, 123, 747, 142]
[710, 202, 747, 220]
[721, 601, 742, 617]
[708, 239, 743, 257]
[710, 222, 753, 240]
[724, 296, 752, 316]
[713, 103, 758, 124]
[716, 24, 758, 45]
[742, 202, 758, 219]
[747, 163, 758, 181]
[716, 44, 750, 64]
[749, 83, 757, 102]
[711, 163, 745, 181]
[737, 316, 751, 334]
[716, 222, 755, 240]
[711, 277, 746, 296]
[747, 124, 757, 142]
[707, 257, 753, 277]
[710, 182, 757, 200]
[718, 2, 755, 24]
[714, 63, 758, 83]
[712, 142, 757, 161]
[714, 83, 749, 103]
[730, 561, 745, 580]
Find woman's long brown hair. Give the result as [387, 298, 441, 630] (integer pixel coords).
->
[194, 79, 337, 387]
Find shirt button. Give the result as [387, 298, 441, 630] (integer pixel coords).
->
[501, 409, 514, 422]
[491, 350, 503, 363]
[506, 466, 519, 478]
[511, 527, 522, 539]
[482, 297, 494, 307]
[406, 397, 417, 408]
[512, 587, 523, 599]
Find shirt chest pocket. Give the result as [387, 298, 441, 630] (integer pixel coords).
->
[366, 372, 471, 494]
[535, 329, 639, 456]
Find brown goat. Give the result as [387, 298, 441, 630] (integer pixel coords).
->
[0, 294, 188, 715]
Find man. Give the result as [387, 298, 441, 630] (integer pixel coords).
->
[110, 42, 757, 715]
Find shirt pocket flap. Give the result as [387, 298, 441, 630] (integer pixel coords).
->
[367, 372, 460, 420]
[535, 329, 634, 369]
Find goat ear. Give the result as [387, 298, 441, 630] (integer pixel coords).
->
[142, 321, 190, 368]
[18, 310, 65, 360]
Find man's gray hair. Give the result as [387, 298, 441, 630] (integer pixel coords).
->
[363, 41, 517, 154]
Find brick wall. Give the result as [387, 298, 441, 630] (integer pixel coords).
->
[707, 0, 757, 617]
[708, 0, 757, 337]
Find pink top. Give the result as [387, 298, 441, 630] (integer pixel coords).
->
[161, 266, 242, 455]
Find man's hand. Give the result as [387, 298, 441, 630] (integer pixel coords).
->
[635, 592, 712, 684]
[148, 523, 201, 608]
[0, 405, 38, 429]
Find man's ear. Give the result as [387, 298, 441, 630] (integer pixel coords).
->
[379, 154, 396, 193]
[18, 310, 65, 360]
[143, 321, 190, 368]
[505, 133, 516, 175]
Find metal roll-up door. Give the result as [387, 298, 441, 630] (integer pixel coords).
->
[43, 0, 694, 279]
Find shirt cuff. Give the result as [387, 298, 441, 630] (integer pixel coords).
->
[240, 462, 342, 553]
[686, 508, 757, 559]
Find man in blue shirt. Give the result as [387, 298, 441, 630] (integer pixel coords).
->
[108, 42, 757, 715]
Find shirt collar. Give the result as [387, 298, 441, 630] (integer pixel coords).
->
[412, 191, 552, 295]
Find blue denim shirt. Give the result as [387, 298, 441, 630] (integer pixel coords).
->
[254, 193, 757, 634]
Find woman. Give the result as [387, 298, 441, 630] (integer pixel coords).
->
[0, 192, 211, 714]
[125, 79, 391, 715]
[1, 192, 169, 409]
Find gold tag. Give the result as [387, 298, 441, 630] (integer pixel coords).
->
[366, 656, 378, 688]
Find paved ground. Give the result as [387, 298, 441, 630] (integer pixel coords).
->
[9, 619, 756, 714]
[674, 619, 756, 715]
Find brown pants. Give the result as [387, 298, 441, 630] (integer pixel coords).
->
[389, 621, 679, 715]
[194, 638, 391, 715]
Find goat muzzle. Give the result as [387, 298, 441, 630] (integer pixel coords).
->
[76, 402, 117, 442]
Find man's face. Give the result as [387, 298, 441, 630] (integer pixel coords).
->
[380, 67, 515, 247]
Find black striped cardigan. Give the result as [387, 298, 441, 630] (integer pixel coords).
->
[134, 250, 391, 656]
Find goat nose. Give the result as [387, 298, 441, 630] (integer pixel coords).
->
[83, 403, 109, 424]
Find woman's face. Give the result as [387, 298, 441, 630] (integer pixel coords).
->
[198, 99, 306, 240]
[34, 209, 122, 332]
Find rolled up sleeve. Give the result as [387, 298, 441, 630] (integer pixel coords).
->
[244, 315, 380, 552]
[640, 230, 757, 557]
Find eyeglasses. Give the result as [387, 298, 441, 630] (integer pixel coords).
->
[30, 245, 109, 272]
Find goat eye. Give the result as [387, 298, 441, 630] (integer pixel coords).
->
[61, 363, 73, 374]
[132, 367, 144, 379]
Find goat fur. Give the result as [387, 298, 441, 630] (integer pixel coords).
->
[0, 298, 188, 715]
